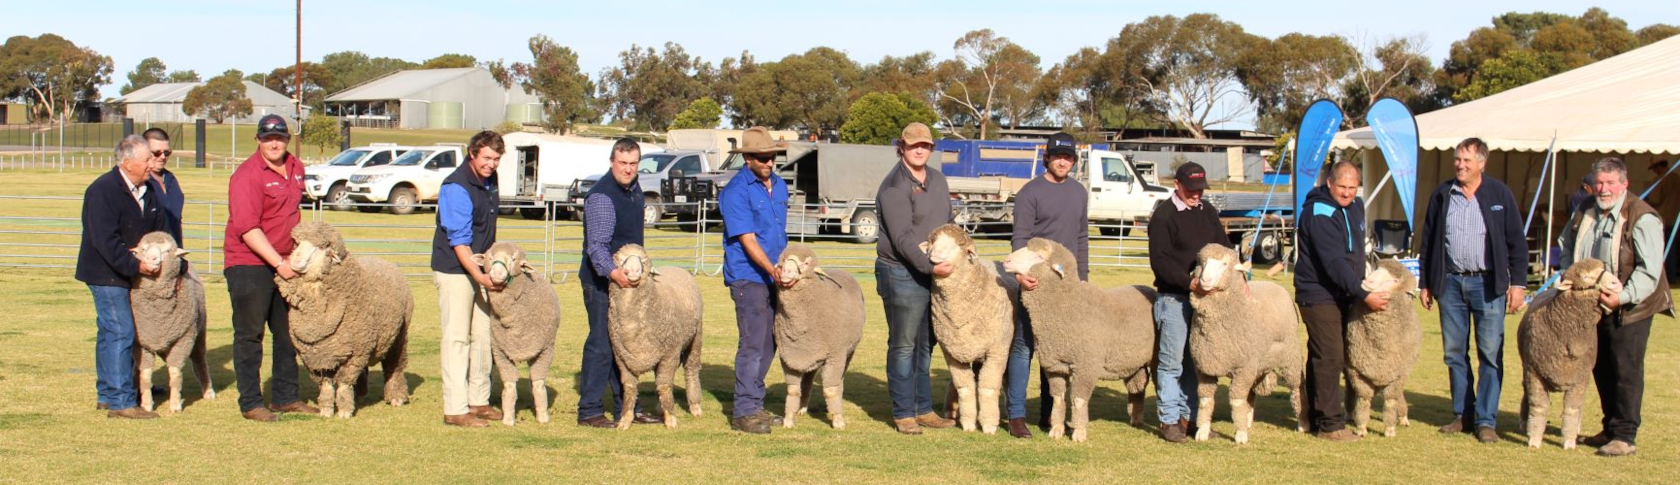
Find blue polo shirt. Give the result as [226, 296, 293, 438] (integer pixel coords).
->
[719, 168, 788, 285]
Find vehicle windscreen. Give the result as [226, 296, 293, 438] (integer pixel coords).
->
[719, 153, 745, 171]
[639, 154, 677, 174]
[327, 149, 370, 166]
[391, 149, 436, 166]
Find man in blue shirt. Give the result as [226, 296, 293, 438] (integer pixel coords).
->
[719, 126, 791, 435]
[141, 128, 184, 243]
[431, 131, 506, 428]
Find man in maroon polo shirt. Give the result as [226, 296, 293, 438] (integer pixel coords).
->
[224, 114, 318, 422]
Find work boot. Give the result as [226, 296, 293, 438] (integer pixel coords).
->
[750, 410, 784, 427]
[241, 407, 279, 422]
[1180, 418, 1197, 438]
[1438, 415, 1468, 434]
[96, 403, 110, 410]
[1596, 440, 1637, 457]
[1008, 418, 1033, 439]
[730, 413, 771, 434]
[894, 417, 922, 435]
[443, 413, 488, 428]
[1579, 430, 1613, 448]
[631, 412, 662, 424]
[1475, 426, 1499, 444]
[107, 407, 158, 420]
[469, 405, 503, 421]
[269, 401, 320, 414]
[576, 415, 614, 428]
[1316, 428, 1362, 442]
[1160, 421, 1188, 443]
[915, 412, 955, 429]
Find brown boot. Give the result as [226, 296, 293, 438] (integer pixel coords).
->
[469, 405, 503, 421]
[443, 413, 488, 428]
[576, 415, 615, 428]
[1180, 418, 1197, 439]
[1475, 426, 1498, 444]
[895, 417, 923, 435]
[107, 407, 158, 420]
[1595, 439, 1637, 457]
[1008, 418, 1033, 439]
[269, 401, 320, 414]
[241, 407, 279, 422]
[915, 412, 955, 429]
[631, 412, 662, 424]
[1316, 428, 1362, 442]
[1160, 421, 1188, 443]
[1579, 430, 1613, 448]
[1437, 415, 1468, 434]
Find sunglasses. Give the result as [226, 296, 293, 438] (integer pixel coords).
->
[151, 149, 172, 158]
[747, 154, 776, 163]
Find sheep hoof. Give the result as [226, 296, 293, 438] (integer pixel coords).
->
[1528, 438, 1543, 449]
[504, 416, 517, 426]
[1399, 417, 1410, 426]
[981, 425, 997, 435]
[1071, 428, 1087, 443]
[664, 416, 678, 430]
[1384, 427, 1397, 438]
[1561, 440, 1575, 450]
[1048, 426, 1064, 440]
[832, 416, 846, 429]
[387, 398, 406, 407]
[798, 406, 809, 416]
[689, 405, 703, 417]
[203, 389, 217, 400]
[1195, 428, 1211, 441]
[337, 409, 353, 419]
[1234, 431, 1248, 444]
[536, 413, 550, 425]
[1353, 428, 1367, 437]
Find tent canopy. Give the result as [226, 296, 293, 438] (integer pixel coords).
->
[1335, 35, 1680, 155]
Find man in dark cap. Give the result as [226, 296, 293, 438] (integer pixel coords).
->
[1147, 161, 1232, 442]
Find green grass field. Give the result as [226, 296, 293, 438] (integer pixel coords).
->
[0, 166, 1675, 483]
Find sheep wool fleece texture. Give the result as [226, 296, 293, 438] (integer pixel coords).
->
[479, 242, 561, 425]
[773, 244, 865, 428]
[607, 245, 704, 426]
[1345, 259, 1422, 437]
[129, 232, 212, 412]
[1189, 244, 1306, 442]
[1518, 259, 1611, 447]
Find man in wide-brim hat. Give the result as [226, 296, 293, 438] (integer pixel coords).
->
[720, 126, 792, 434]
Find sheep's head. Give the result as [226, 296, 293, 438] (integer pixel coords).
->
[131, 231, 187, 283]
[288, 221, 348, 280]
[777, 244, 824, 287]
[1361, 258, 1418, 302]
[613, 244, 656, 284]
[1192, 244, 1248, 292]
[1003, 238, 1074, 285]
[919, 225, 975, 277]
[472, 241, 535, 286]
[1556, 258, 1616, 298]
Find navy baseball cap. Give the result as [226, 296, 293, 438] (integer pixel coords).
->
[256, 114, 290, 140]
[1175, 162, 1209, 191]
[1045, 132, 1077, 160]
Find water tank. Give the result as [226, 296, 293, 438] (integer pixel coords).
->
[426, 102, 464, 129]
[504, 103, 543, 124]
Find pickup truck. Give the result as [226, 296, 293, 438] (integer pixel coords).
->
[344, 144, 464, 215]
[304, 143, 413, 211]
[573, 149, 718, 225]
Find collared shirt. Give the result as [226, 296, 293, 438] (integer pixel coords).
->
[121, 169, 148, 210]
[437, 171, 495, 248]
[583, 179, 640, 277]
[1444, 183, 1487, 273]
[1170, 191, 1197, 211]
[1583, 195, 1665, 306]
[719, 168, 789, 285]
[223, 152, 305, 268]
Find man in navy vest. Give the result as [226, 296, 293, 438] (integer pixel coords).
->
[577, 137, 659, 428]
[719, 127, 790, 434]
[432, 131, 506, 428]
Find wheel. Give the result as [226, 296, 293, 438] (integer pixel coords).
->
[388, 186, 418, 215]
[643, 195, 662, 226]
[519, 207, 546, 220]
[325, 183, 352, 211]
[1251, 231, 1282, 266]
[497, 207, 516, 216]
[851, 208, 880, 244]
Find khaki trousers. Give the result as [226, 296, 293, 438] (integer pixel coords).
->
[434, 272, 493, 415]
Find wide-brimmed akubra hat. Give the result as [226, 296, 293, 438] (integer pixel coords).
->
[728, 126, 788, 155]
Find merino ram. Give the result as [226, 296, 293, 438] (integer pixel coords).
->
[274, 222, 411, 418]
[1187, 244, 1306, 444]
[772, 244, 864, 429]
[129, 232, 213, 412]
[608, 244, 704, 429]
[920, 225, 1014, 433]
[474, 242, 560, 426]
[1345, 258, 1421, 437]
[1519, 258, 1615, 449]
[1003, 237, 1156, 442]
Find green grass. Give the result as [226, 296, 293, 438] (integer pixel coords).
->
[0, 166, 1676, 483]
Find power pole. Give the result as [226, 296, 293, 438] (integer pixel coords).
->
[292, 0, 302, 155]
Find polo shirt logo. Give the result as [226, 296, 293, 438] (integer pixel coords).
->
[1491, 205, 1504, 211]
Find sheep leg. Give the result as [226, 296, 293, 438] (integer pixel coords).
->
[1394, 375, 1411, 427]
[976, 349, 1007, 434]
[1561, 385, 1586, 450]
[167, 366, 183, 413]
[1350, 375, 1375, 437]
[531, 345, 554, 424]
[946, 356, 978, 432]
[381, 321, 410, 406]
[1523, 371, 1548, 448]
[1231, 375, 1257, 444]
[782, 364, 803, 429]
[1195, 376, 1217, 442]
[683, 332, 704, 417]
[190, 320, 214, 401]
[615, 361, 640, 430]
[1047, 373, 1068, 440]
[822, 354, 849, 429]
[316, 377, 336, 418]
[1381, 382, 1403, 437]
[334, 365, 363, 418]
[493, 348, 520, 426]
[1124, 368, 1150, 428]
[138, 350, 156, 412]
[1289, 373, 1308, 433]
[654, 355, 679, 429]
[1069, 370, 1099, 443]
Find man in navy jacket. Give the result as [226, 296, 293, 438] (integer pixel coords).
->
[1418, 137, 1527, 443]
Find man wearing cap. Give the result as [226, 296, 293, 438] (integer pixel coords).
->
[719, 126, 791, 434]
[224, 114, 317, 422]
[1147, 161, 1230, 443]
[1004, 132, 1088, 438]
[432, 130, 506, 428]
[1418, 137, 1526, 443]
[1295, 160, 1384, 442]
[875, 122, 957, 435]
[577, 137, 659, 428]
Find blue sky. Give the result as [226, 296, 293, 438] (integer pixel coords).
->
[6, 0, 1677, 128]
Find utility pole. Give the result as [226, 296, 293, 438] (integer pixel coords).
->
[292, 0, 302, 155]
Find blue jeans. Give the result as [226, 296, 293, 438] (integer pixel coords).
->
[1153, 292, 1198, 425]
[730, 280, 777, 418]
[1437, 273, 1507, 429]
[578, 278, 628, 420]
[1005, 302, 1048, 420]
[89, 284, 138, 410]
[877, 260, 935, 420]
